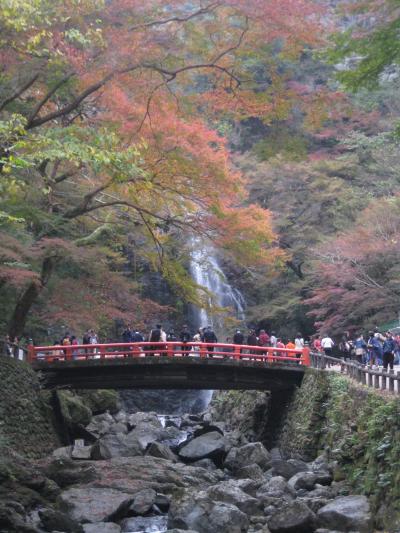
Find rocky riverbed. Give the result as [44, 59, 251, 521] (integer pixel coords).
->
[0, 397, 374, 533]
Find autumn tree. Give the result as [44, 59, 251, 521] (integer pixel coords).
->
[307, 197, 400, 335]
[0, 0, 324, 338]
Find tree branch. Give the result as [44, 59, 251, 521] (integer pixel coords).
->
[27, 74, 74, 127]
[0, 73, 40, 112]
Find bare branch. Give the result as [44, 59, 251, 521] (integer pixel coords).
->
[129, 2, 221, 31]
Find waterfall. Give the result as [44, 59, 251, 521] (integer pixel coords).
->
[189, 240, 246, 336]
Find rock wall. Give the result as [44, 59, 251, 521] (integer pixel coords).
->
[279, 370, 400, 531]
[0, 356, 60, 458]
[279, 369, 329, 461]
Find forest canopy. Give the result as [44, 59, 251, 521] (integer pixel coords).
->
[1, 0, 399, 341]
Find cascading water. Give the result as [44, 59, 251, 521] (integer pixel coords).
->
[189, 240, 246, 336]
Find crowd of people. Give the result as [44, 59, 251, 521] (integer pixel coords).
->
[120, 324, 307, 356]
[4, 323, 399, 371]
[312, 328, 400, 371]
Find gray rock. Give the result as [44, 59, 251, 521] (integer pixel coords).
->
[268, 500, 316, 533]
[83, 524, 121, 533]
[224, 442, 271, 472]
[191, 458, 217, 470]
[38, 508, 83, 533]
[178, 432, 226, 464]
[85, 412, 115, 438]
[270, 459, 307, 480]
[313, 471, 333, 486]
[120, 516, 168, 532]
[91, 440, 112, 460]
[97, 433, 137, 458]
[129, 488, 157, 515]
[45, 459, 98, 488]
[71, 444, 92, 460]
[154, 493, 170, 513]
[58, 487, 133, 523]
[297, 496, 331, 513]
[114, 411, 128, 424]
[127, 412, 162, 429]
[52, 446, 73, 459]
[193, 424, 224, 438]
[146, 442, 178, 462]
[317, 495, 373, 533]
[168, 499, 248, 533]
[205, 480, 260, 515]
[288, 471, 317, 491]
[236, 463, 265, 481]
[108, 422, 128, 434]
[257, 477, 296, 500]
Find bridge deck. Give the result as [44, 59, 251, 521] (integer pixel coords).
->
[33, 355, 306, 390]
[29, 342, 310, 390]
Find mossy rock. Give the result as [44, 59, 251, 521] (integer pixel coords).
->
[76, 390, 119, 415]
[56, 391, 92, 427]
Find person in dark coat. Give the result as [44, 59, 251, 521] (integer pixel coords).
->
[203, 326, 217, 357]
[180, 325, 192, 356]
[247, 330, 259, 355]
[122, 326, 132, 343]
[233, 330, 244, 345]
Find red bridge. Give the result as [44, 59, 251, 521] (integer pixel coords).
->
[29, 342, 310, 391]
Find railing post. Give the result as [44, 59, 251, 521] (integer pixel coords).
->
[388, 369, 395, 392]
[65, 345, 72, 361]
[302, 346, 311, 367]
[374, 371, 380, 389]
[397, 371, 400, 394]
[167, 342, 173, 358]
[234, 344, 240, 361]
[361, 366, 367, 385]
[99, 344, 106, 359]
[27, 343, 35, 364]
[200, 343, 206, 359]
[367, 369, 373, 388]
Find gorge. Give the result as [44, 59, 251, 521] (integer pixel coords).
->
[0, 356, 399, 533]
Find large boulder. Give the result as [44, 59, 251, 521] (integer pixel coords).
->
[146, 442, 177, 462]
[57, 391, 92, 428]
[317, 495, 373, 533]
[45, 458, 98, 488]
[288, 472, 317, 491]
[85, 412, 115, 439]
[58, 487, 133, 523]
[270, 459, 307, 480]
[268, 500, 316, 533]
[224, 442, 271, 472]
[257, 477, 296, 500]
[168, 498, 249, 533]
[129, 488, 157, 515]
[236, 463, 265, 481]
[178, 432, 226, 464]
[204, 480, 260, 515]
[38, 508, 84, 533]
[77, 390, 119, 415]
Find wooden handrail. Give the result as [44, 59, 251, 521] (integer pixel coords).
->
[28, 341, 310, 366]
[310, 351, 400, 394]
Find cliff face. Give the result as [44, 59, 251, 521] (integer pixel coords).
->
[0, 357, 60, 458]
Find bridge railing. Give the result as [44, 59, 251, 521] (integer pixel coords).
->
[311, 351, 400, 393]
[28, 341, 311, 366]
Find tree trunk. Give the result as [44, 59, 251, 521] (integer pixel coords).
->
[8, 256, 55, 339]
